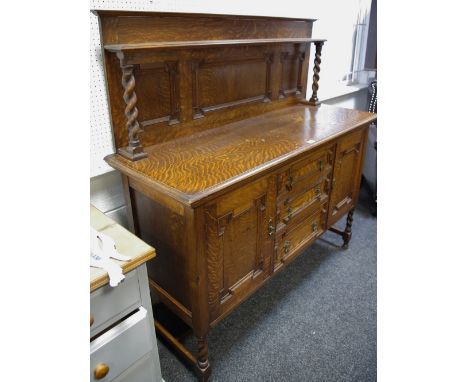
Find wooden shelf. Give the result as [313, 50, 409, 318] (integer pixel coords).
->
[104, 38, 326, 52]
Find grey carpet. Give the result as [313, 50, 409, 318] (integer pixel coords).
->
[156, 191, 377, 382]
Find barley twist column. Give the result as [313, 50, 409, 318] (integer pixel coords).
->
[117, 59, 147, 161]
[309, 41, 325, 106]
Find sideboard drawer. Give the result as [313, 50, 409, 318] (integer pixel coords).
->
[275, 203, 327, 267]
[277, 145, 333, 196]
[90, 307, 153, 381]
[91, 270, 142, 338]
[277, 177, 328, 230]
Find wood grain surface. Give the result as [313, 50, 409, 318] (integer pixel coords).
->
[105, 104, 376, 204]
[90, 205, 155, 292]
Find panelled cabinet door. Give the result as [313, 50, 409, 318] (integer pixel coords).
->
[204, 176, 276, 323]
[328, 128, 366, 225]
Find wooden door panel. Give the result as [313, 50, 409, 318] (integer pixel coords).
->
[204, 176, 276, 321]
[328, 129, 365, 225]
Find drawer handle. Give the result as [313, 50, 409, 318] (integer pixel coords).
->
[284, 240, 291, 254]
[312, 222, 318, 232]
[90, 314, 94, 327]
[284, 198, 290, 206]
[94, 363, 109, 380]
[315, 186, 321, 196]
[283, 207, 293, 224]
[286, 175, 293, 191]
[318, 160, 324, 172]
[268, 219, 275, 236]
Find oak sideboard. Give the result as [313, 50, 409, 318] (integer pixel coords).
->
[95, 10, 377, 380]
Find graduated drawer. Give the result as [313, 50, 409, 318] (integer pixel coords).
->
[91, 270, 142, 338]
[277, 145, 333, 196]
[275, 203, 327, 266]
[90, 307, 153, 381]
[277, 176, 329, 231]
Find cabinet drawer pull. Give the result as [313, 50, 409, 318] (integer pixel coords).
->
[268, 219, 275, 236]
[315, 186, 321, 196]
[318, 160, 324, 172]
[343, 145, 360, 155]
[94, 363, 109, 380]
[286, 175, 293, 191]
[284, 240, 291, 254]
[311, 222, 318, 232]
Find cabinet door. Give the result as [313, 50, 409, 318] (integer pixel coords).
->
[204, 176, 276, 323]
[328, 128, 366, 226]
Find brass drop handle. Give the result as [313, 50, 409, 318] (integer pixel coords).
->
[286, 175, 293, 191]
[283, 207, 293, 224]
[284, 240, 291, 254]
[90, 314, 94, 327]
[315, 186, 321, 196]
[268, 219, 275, 236]
[94, 363, 109, 380]
[311, 222, 318, 232]
[318, 160, 324, 172]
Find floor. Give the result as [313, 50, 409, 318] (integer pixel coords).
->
[156, 191, 377, 382]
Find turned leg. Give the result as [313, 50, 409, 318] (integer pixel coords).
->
[115, 52, 147, 161]
[342, 208, 355, 249]
[309, 41, 325, 106]
[195, 336, 211, 381]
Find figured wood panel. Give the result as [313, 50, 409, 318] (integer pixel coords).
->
[193, 55, 272, 118]
[279, 47, 306, 98]
[134, 62, 180, 126]
[97, 10, 315, 149]
[97, 11, 314, 45]
[204, 176, 275, 322]
[131, 188, 192, 311]
[328, 129, 365, 225]
[105, 105, 376, 206]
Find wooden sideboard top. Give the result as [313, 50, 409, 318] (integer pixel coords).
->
[105, 104, 376, 206]
[90, 205, 156, 292]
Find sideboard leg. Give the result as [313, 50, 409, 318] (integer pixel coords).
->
[195, 335, 212, 381]
[342, 208, 355, 249]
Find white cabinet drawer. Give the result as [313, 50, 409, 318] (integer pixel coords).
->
[91, 270, 141, 337]
[113, 352, 161, 382]
[90, 307, 153, 381]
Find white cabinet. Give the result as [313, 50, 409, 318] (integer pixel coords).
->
[90, 205, 163, 382]
[91, 265, 163, 382]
